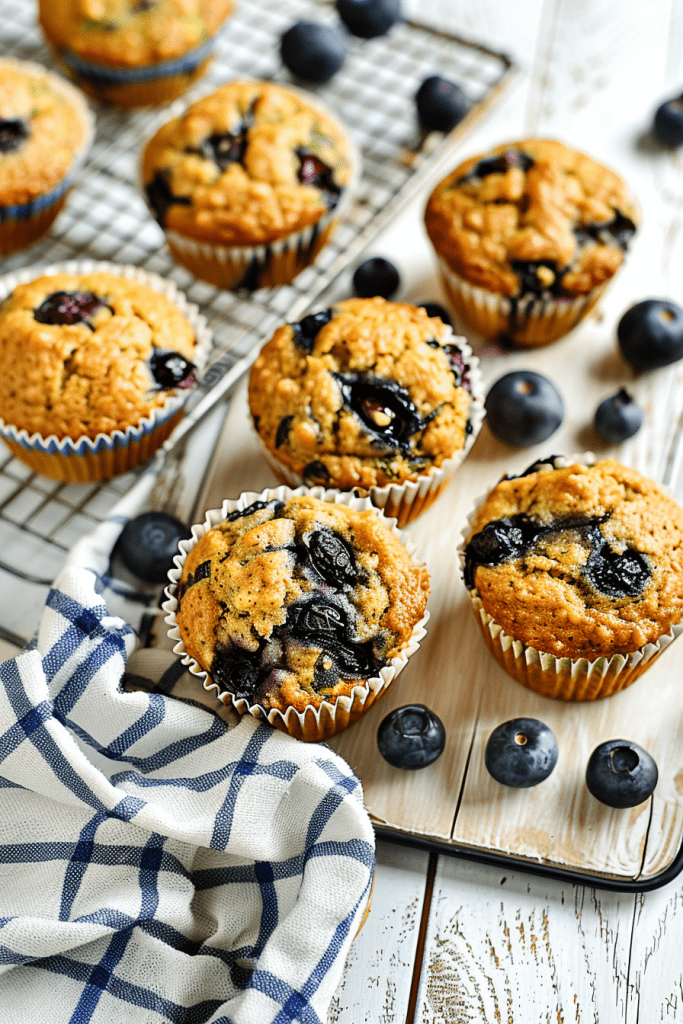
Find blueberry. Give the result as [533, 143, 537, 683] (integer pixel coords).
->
[280, 21, 347, 83]
[653, 93, 683, 147]
[594, 388, 643, 442]
[586, 739, 658, 808]
[377, 704, 446, 769]
[149, 350, 196, 390]
[617, 299, 683, 370]
[485, 371, 564, 447]
[352, 256, 400, 299]
[296, 149, 341, 209]
[336, 0, 402, 38]
[485, 718, 558, 788]
[118, 512, 191, 584]
[0, 117, 29, 153]
[33, 291, 108, 328]
[418, 301, 452, 326]
[415, 75, 468, 133]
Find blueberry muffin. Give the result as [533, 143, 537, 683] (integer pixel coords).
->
[168, 491, 430, 740]
[248, 297, 484, 526]
[461, 456, 683, 699]
[424, 139, 639, 347]
[0, 267, 208, 482]
[141, 80, 358, 290]
[39, 0, 233, 108]
[0, 58, 93, 255]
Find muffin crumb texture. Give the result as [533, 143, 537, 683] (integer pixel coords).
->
[175, 495, 430, 713]
[464, 459, 683, 659]
[248, 297, 473, 490]
[0, 272, 197, 440]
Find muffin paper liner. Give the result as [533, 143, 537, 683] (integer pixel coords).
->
[162, 485, 430, 743]
[252, 323, 485, 528]
[437, 256, 612, 348]
[141, 83, 361, 291]
[457, 454, 683, 701]
[0, 259, 213, 482]
[0, 58, 95, 255]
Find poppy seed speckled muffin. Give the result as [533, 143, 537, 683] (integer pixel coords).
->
[248, 297, 484, 526]
[39, 0, 233, 108]
[424, 139, 639, 347]
[461, 456, 683, 700]
[0, 265, 210, 481]
[0, 58, 94, 255]
[141, 80, 358, 290]
[165, 489, 430, 741]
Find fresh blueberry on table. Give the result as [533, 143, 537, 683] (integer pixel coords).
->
[484, 718, 559, 788]
[417, 301, 452, 326]
[336, 0, 402, 38]
[118, 512, 191, 584]
[352, 256, 400, 299]
[377, 704, 446, 769]
[617, 299, 683, 370]
[585, 739, 658, 808]
[415, 75, 468, 132]
[653, 92, 683, 147]
[594, 388, 643, 442]
[280, 21, 347, 83]
[485, 370, 564, 446]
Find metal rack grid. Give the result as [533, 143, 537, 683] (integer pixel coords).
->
[0, 0, 515, 643]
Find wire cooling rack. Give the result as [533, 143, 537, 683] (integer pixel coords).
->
[0, 0, 515, 645]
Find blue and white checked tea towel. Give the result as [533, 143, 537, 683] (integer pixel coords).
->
[0, 477, 375, 1024]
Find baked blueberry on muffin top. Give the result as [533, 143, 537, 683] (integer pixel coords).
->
[173, 494, 430, 713]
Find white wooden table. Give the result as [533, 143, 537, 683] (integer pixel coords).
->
[324, 0, 683, 1019]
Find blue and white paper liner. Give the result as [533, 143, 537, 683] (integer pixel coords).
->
[0, 58, 95, 243]
[163, 486, 430, 742]
[0, 259, 213, 480]
[456, 454, 683, 700]
[252, 323, 485, 527]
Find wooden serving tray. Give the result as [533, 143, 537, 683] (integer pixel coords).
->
[195, 307, 683, 889]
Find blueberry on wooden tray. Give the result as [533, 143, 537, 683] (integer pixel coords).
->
[377, 704, 446, 769]
[485, 370, 564, 446]
[485, 718, 558, 787]
[586, 739, 658, 808]
[594, 388, 643, 442]
[617, 299, 683, 370]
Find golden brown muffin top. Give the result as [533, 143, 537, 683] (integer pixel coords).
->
[463, 458, 683, 659]
[248, 297, 476, 491]
[0, 61, 90, 206]
[38, 0, 233, 67]
[0, 272, 197, 440]
[424, 139, 639, 298]
[141, 80, 356, 246]
[175, 494, 430, 713]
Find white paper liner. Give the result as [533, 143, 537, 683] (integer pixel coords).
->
[0, 58, 95, 222]
[162, 485, 430, 742]
[250, 322, 485, 527]
[437, 255, 610, 347]
[456, 454, 683, 700]
[0, 259, 213, 464]
[139, 80, 361, 290]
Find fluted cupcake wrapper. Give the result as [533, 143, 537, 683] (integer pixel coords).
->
[252, 324, 485, 528]
[437, 255, 612, 348]
[0, 58, 95, 255]
[162, 485, 429, 742]
[0, 259, 213, 482]
[456, 454, 683, 700]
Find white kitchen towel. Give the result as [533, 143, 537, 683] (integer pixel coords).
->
[0, 486, 375, 1024]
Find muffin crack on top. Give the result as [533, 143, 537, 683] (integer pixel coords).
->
[249, 297, 477, 492]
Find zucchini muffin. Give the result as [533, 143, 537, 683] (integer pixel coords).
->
[0, 58, 94, 255]
[0, 267, 208, 481]
[248, 297, 484, 526]
[424, 139, 639, 347]
[39, 0, 233, 108]
[461, 456, 683, 700]
[167, 490, 430, 741]
[141, 80, 358, 290]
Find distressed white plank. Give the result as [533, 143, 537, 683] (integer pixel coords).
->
[626, 883, 683, 1020]
[327, 840, 430, 1024]
[415, 857, 634, 1022]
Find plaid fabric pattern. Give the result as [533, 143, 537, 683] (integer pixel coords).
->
[0, 501, 375, 1024]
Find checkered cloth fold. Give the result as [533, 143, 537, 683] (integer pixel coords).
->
[0, 484, 375, 1024]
